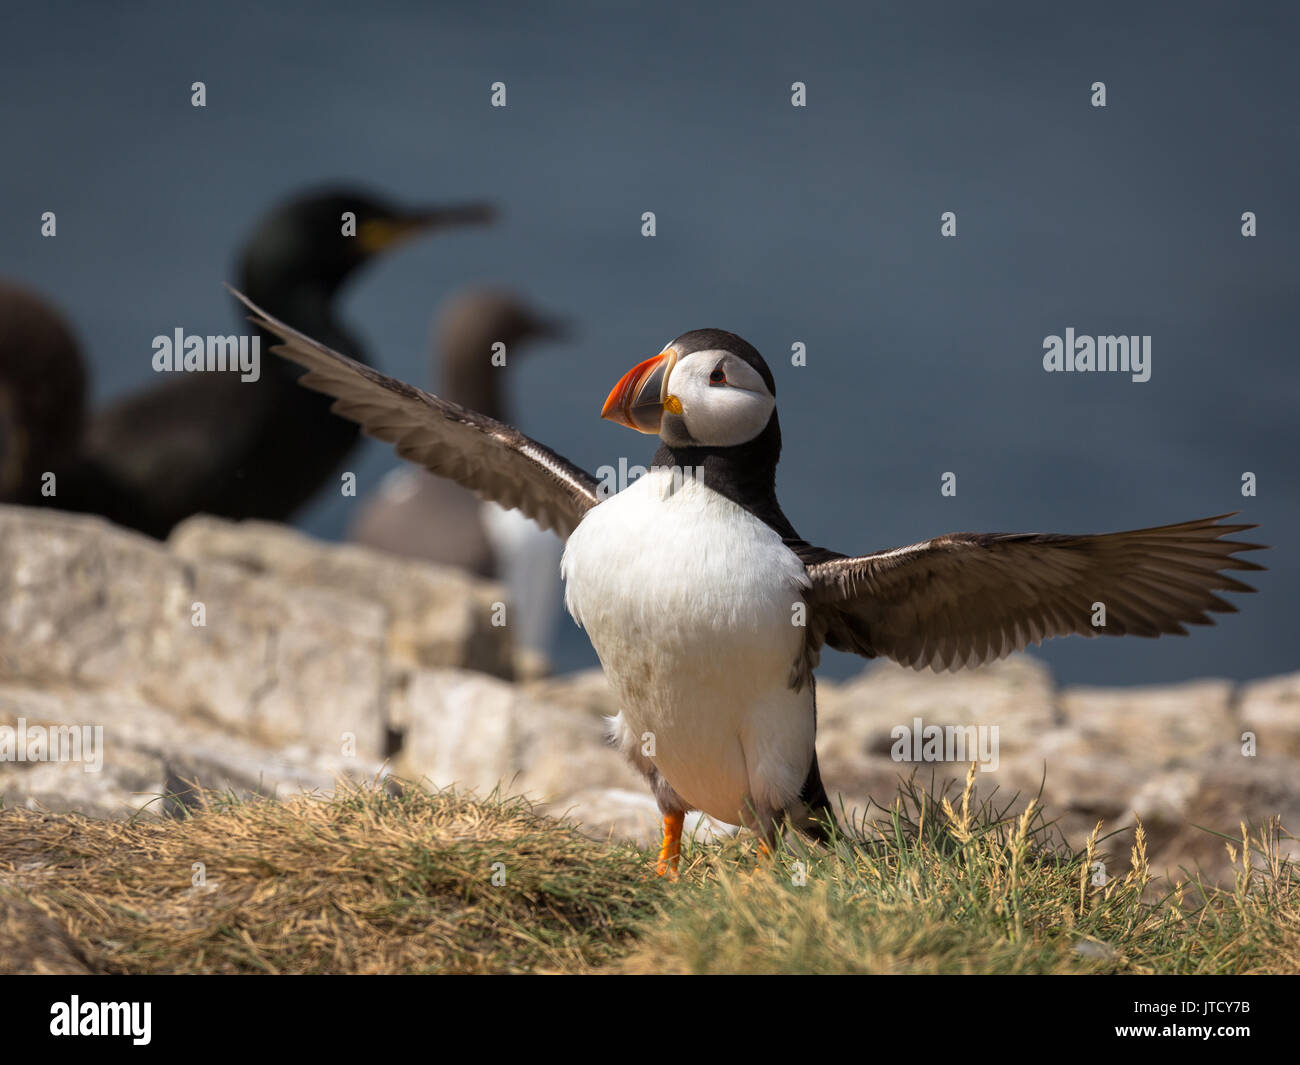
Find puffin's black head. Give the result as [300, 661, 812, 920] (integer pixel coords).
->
[601, 328, 776, 447]
[237, 187, 495, 299]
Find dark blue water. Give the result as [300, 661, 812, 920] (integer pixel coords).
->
[3, 1, 1296, 683]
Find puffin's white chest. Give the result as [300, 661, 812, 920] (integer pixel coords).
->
[561, 468, 814, 823]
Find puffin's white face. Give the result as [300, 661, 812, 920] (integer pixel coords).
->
[659, 348, 774, 447]
[601, 340, 776, 447]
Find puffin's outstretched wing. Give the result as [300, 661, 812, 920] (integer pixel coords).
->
[801, 514, 1266, 673]
[231, 289, 602, 538]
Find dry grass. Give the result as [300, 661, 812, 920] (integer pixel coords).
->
[0, 781, 662, 974]
[625, 767, 1300, 973]
[2, 768, 1297, 974]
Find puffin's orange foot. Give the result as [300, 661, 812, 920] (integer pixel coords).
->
[655, 811, 684, 880]
[756, 840, 772, 860]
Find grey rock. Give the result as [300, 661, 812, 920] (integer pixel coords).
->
[390, 668, 645, 803]
[1238, 672, 1300, 759]
[0, 683, 367, 818]
[524, 667, 621, 720]
[557, 787, 733, 848]
[1128, 755, 1300, 884]
[0, 507, 387, 759]
[170, 515, 513, 678]
[816, 656, 1057, 813]
[1058, 679, 1236, 765]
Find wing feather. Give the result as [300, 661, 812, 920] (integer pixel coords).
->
[231, 289, 602, 537]
[803, 514, 1265, 672]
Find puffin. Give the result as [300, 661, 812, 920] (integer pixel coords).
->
[54, 188, 494, 538]
[348, 289, 569, 676]
[231, 294, 1266, 876]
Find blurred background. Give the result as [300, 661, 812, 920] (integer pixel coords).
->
[1, 0, 1295, 683]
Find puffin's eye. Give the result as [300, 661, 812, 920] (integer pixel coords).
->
[708, 366, 726, 385]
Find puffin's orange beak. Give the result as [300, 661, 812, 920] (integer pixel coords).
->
[601, 350, 679, 433]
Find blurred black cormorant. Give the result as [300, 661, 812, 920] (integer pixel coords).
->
[49, 188, 495, 537]
[0, 282, 88, 506]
